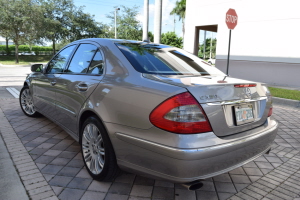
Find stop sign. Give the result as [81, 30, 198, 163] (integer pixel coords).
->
[226, 9, 238, 30]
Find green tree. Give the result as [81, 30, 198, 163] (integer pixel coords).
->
[148, 31, 154, 42]
[198, 38, 217, 59]
[170, 0, 186, 37]
[98, 24, 115, 38]
[106, 5, 142, 40]
[55, 40, 70, 51]
[41, 0, 75, 55]
[41, 0, 103, 54]
[0, 30, 12, 55]
[0, 0, 44, 63]
[24, 19, 46, 52]
[67, 8, 103, 41]
[161, 32, 183, 48]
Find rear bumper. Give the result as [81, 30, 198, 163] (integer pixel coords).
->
[111, 118, 278, 183]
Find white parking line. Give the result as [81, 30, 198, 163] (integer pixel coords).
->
[6, 87, 20, 98]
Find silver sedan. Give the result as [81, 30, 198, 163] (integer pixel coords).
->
[19, 39, 278, 190]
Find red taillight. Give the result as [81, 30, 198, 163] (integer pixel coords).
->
[234, 84, 257, 88]
[268, 107, 273, 117]
[150, 92, 212, 134]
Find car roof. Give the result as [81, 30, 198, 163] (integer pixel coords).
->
[69, 38, 171, 49]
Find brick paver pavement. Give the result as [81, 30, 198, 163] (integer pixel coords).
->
[0, 94, 300, 200]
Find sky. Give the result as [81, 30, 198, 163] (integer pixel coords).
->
[2, 0, 216, 45]
[73, 0, 184, 37]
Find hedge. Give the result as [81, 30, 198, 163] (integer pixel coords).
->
[0, 45, 52, 55]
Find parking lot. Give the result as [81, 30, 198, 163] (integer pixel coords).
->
[0, 67, 300, 200]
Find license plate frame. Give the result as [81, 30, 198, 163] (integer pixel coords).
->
[234, 103, 254, 125]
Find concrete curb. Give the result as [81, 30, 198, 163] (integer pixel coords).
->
[0, 125, 29, 200]
[0, 106, 58, 200]
[272, 97, 300, 108]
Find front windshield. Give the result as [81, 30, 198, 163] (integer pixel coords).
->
[115, 42, 225, 76]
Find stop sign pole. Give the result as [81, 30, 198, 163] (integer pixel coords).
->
[225, 9, 238, 75]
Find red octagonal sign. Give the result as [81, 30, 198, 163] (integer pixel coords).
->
[226, 9, 238, 30]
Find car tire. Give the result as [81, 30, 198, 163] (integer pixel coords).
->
[19, 86, 40, 117]
[80, 116, 120, 181]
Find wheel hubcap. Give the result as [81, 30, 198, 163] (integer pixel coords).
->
[82, 123, 105, 175]
[20, 88, 36, 115]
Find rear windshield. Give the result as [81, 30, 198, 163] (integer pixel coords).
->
[115, 43, 224, 76]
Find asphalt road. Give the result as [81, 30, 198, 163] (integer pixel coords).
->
[0, 66, 31, 87]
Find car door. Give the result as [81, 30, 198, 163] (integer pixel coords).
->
[32, 45, 77, 119]
[54, 43, 104, 135]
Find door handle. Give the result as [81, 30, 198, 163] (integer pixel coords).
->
[50, 81, 56, 86]
[77, 84, 88, 91]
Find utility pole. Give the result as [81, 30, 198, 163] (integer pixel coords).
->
[203, 30, 206, 59]
[115, 8, 120, 39]
[210, 32, 213, 59]
[154, 0, 162, 43]
[173, 15, 176, 33]
[143, 0, 149, 41]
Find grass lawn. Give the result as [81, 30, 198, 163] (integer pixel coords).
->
[0, 55, 52, 65]
[269, 87, 300, 101]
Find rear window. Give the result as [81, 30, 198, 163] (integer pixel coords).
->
[116, 43, 224, 76]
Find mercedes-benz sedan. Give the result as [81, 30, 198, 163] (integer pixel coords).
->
[20, 39, 278, 188]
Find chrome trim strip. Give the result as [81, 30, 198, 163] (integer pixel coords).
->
[56, 104, 76, 115]
[206, 97, 268, 106]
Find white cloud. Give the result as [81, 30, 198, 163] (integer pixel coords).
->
[136, 1, 155, 24]
[161, 0, 177, 26]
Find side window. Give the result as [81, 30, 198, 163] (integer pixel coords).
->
[46, 45, 76, 74]
[87, 51, 104, 75]
[66, 44, 98, 74]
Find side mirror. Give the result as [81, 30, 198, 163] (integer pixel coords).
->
[31, 64, 43, 72]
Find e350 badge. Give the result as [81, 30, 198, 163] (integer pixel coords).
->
[200, 95, 218, 100]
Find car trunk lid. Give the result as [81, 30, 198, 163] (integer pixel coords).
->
[144, 74, 272, 137]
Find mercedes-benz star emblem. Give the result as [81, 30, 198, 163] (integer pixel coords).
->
[244, 87, 252, 98]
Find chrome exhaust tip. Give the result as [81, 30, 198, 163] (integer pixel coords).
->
[181, 180, 203, 190]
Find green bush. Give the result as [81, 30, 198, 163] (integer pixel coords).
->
[19, 45, 30, 52]
[161, 32, 183, 48]
[0, 45, 14, 55]
[32, 46, 52, 52]
[0, 45, 52, 55]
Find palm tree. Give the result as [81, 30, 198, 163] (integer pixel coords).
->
[170, 0, 186, 37]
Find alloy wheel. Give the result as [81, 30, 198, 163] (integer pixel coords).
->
[82, 123, 105, 175]
[20, 88, 36, 115]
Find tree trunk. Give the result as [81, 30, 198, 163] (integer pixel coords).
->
[14, 32, 19, 63]
[5, 37, 9, 55]
[15, 44, 19, 64]
[52, 40, 56, 55]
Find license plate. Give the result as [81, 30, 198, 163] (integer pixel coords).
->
[234, 104, 254, 125]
